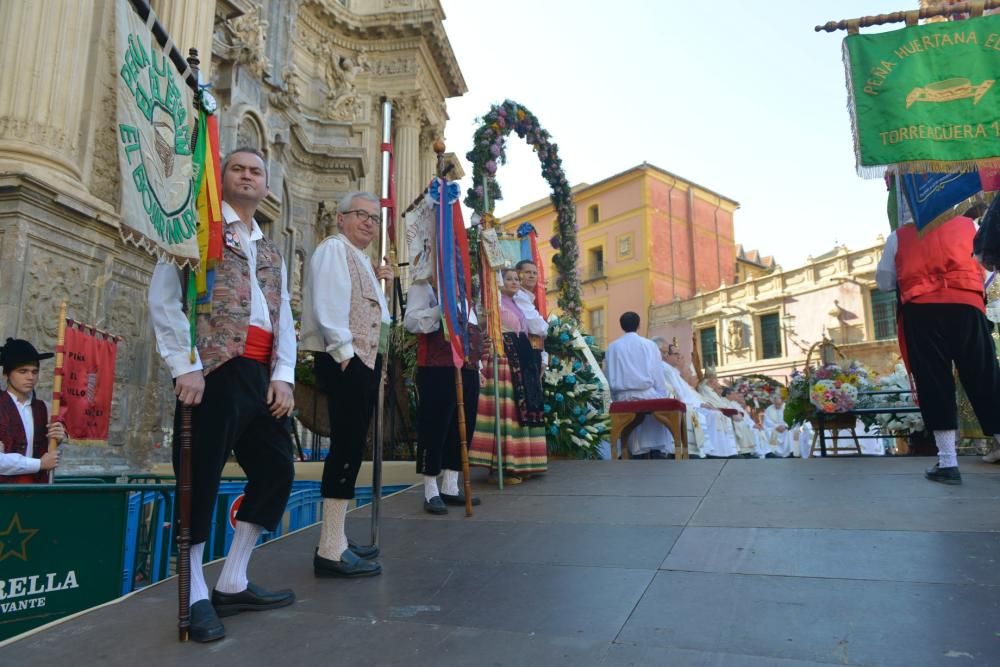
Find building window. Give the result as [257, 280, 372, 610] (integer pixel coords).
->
[871, 289, 897, 340]
[588, 307, 606, 349]
[760, 312, 782, 359]
[588, 204, 600, 225]
[587, 247, 604, 280]
[699, 326, 718, 369]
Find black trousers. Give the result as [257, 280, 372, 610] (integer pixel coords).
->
[316, 352, 381, 499]
[416, 366, 480, 477]
[901, 302, 1000, 433]
[172, 357, 295, 545]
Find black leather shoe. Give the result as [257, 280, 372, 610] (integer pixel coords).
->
[440, 492, 481, 507]
[925, 464, 962, 485]
[424, 495, 448, 514]
[189, 599, 225, 642]
[211, 582, 295, 618]
[314, 548, 382, 578]
[348, 539, 379, 560]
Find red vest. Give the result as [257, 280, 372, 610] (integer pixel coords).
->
[417, 324, 483, 371]
[896, 216, 985, 312]
[0, 392, 50, 484]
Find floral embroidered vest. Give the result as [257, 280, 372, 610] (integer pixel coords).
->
[196, 233, 284, 375]
[344, 243, 384, 370]
[0, 392, 49, 484]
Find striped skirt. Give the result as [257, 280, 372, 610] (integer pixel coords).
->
[468, 356, 548, 475]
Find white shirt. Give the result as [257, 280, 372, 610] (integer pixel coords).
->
[300, 234, 390, 362]
[148, 201, 296, 384]
[662, 362, 705, 406]
[604, 332, 667, 397]
[0, 390, 41, 476]
[513, 289, 548, 336]
[403, 282, 477, 334]
[875, 230, 899, 292]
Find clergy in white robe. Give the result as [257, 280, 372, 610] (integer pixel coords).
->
[763, 395, 795, 457]
[605, 314, 671, 456]
[698, 378, 754, 456]
[652, 337, 738, 458]
[731, 392, 770, 458]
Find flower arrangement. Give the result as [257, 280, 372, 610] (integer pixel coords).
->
[861, 363, 925, 435]
[783, 361, 875, 425]
[731, 374, 782, 411]
[809, 380, 859, 413]
[464, 100, 582, 322]
[541, 315, 608, 458]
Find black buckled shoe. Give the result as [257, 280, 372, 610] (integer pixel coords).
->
[925, 464, 962, 485]
[348, 539, 379, 560]
[211, 582, 295, 618]
[424, 495, 448, 515]
[189, 599, 225, 643]
[440, 492, 481, 507]
[314, 548, 382, 578]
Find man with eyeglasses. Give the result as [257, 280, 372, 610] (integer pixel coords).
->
[301, 191, 392, 578]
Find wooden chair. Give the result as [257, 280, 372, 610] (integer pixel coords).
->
[609, 398, 688, 460]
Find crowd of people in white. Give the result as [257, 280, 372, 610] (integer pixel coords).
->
[604, 312, 815, 459]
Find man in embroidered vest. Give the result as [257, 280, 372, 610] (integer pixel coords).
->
[404, 281, 484, 514]
[514, 259, 549, 356]
[0, 338, 64, 482]
[149, 148, 297, 642]
[876, 213, 1000, 485]
[301, 191, 391, 578]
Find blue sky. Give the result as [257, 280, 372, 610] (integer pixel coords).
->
[440, 0, 907, 269]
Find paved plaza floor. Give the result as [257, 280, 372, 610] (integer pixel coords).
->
[5, 457, 1000, 666]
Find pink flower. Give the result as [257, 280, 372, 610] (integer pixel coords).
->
[485, 160, 497, 175]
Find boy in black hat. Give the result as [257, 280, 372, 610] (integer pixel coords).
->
[0, 338, 65, 483]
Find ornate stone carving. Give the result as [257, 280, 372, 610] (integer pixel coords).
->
[318, 200, 337, 237]
[237, 115, 264, 150]
[372, 57, 416, 76]
[222, 3, 271, 79]
[25, 253, 90, 341]
[420, 124, 440, 152]
[395, 94, 424, 127]
[323, 46, 370, 121]
[89, 26, 121, 208]
[291, 248, 305, 311]
[269, 63, 304, 112]
[727, 319, 745, 350]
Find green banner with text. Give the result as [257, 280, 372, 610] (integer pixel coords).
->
[0, 488, 130, 641]
[844, 14, 1000, 175]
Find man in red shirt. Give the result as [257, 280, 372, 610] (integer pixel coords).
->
[876, 215, 1000, 485]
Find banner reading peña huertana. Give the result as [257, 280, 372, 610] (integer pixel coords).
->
[115, 2, 200, 266]
[844, 13, 1000, 176]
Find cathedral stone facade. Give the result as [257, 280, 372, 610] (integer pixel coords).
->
[0, 0, 465, 474]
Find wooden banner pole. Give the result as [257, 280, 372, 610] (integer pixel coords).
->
[46, 301, 68, 484]
[816, 0, 1000, 33]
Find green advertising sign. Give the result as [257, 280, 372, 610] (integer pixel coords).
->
[844, 14, 1000, 174]
[0, 487, 130, 641]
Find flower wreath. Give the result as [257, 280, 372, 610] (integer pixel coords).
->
[464, 99, 582, 322]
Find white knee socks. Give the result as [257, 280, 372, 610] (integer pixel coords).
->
[215, 521, 263, 594]
[189, 542, 208, 606]
[441, 470, 460, 496]
[318, 498, 350, 561]
[934, 429, 958, 468]
[423, 475, 440, 501]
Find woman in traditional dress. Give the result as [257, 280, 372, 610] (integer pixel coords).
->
[469, 268, 548, 483]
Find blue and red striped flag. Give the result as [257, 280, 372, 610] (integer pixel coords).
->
[429, 178, 471, 367]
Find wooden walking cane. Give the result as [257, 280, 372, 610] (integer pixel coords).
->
[174, 45, 203, 644]
[46, 302, 68, 484]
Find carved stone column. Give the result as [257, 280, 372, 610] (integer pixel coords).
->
[394, 95, 423, 256]
[420, 125, 441, 186]
[150, 0, 216, 77]
[0, 0, 100, 184]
